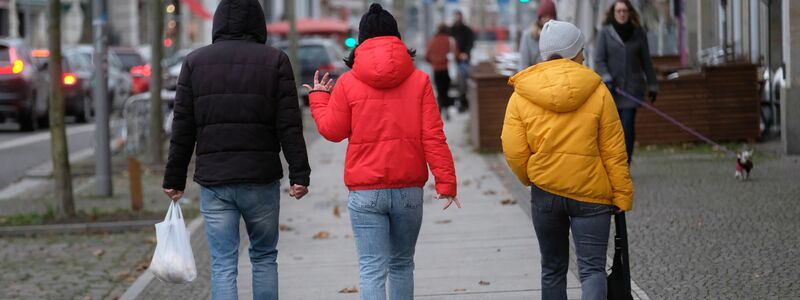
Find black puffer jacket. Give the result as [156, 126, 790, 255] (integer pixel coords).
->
[163, 0, 310, 191]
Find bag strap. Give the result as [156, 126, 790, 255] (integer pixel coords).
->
[164, 201, 175, 222]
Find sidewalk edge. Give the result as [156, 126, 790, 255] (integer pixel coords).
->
[119, 215, 204, 300]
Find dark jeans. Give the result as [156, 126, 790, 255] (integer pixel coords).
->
[531, 185, 613, 300]
[617, 108, 637, 163]
[456, 61, 470, 111]
[432, 70, 452, 113]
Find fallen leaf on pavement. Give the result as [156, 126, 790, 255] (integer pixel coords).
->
[344, 234, 352, 239]
[483, 190, 497, 196]
[462, 180, 472, 186]
[136, 261, 149, 271]
[454, 288, 467, 292]
[435, 220, 452, 224]
[333, 205, 341, 218]
[479, 280, 491, 286]
[93, 249, 105, 257]
[84, 296, 93, 300]
[500, 199, 517, 205]
[313, 231, 331, 240]
[145, 236, 157, 244]
[338, 286, 359, 293]
[279, 224, 293, 232]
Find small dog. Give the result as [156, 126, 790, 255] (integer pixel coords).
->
[735, 149, 754, 181]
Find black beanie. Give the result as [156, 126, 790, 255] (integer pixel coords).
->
[358, 3, 401, 44]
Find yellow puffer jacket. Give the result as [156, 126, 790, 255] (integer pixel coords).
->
[501, 59, 634, 211]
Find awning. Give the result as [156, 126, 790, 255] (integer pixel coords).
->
[181, 0, 212, 21]
[267, 19, 350, 36]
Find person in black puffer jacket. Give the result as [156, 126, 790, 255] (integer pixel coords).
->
[162, 0, 310, 298]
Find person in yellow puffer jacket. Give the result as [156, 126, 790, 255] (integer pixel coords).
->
[501, 20, 633, 299]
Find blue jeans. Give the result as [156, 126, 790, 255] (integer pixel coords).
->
[201, 181, 281, 300]
[530, 185, 612, 300]
[618, 108, 637, 163]
[348, 188, 424, 300]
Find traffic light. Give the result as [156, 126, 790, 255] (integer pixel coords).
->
[345, 37, 357, 49]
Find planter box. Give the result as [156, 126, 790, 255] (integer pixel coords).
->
[636, 64, 760, 144]
[468, 70, 514, 152]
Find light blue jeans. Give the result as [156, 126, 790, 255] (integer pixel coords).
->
[348, 188, 424, 300]
[201, 181, 281, 300]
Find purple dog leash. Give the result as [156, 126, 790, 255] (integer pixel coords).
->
[613, 87, 737, 157]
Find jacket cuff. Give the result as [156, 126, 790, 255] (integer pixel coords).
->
[290, 176, 310, 187]
[163, 176, 187, 191]
[308, 90, 331, 95]
[613, 197, 632, 212]
[435, 182, 457, 197]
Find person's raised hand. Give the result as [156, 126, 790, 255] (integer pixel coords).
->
[289, 184, 309, 200]
[302, 70, 334, 93]
[164, 189, 183, 202]
[437, 195, 461, 210]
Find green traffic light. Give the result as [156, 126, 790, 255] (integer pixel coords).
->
[345, 37, 357, 48]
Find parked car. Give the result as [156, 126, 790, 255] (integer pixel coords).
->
[163, 49, 193, 91]
[0, 39, 49, 131]
[273, 38, 347, 105]
[65, 45, 132, 110]
[110, 47, 147, 72]
[61, 51, 98, 123]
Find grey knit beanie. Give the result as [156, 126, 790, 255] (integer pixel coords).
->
[539, 20, 584, 61]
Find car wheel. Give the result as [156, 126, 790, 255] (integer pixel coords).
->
[19, 107, 38, 132]
[76, 96, 94, 124]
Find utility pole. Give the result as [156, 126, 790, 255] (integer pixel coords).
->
[287, 0, 300, 92]
[93, 0, 112, 196]
[48, 0, 75, 217]
[148, 0, 164, 164]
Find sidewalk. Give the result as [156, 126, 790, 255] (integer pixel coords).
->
[132, 113, 638, 299]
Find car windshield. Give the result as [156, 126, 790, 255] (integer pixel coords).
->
[66, 52, 94, 72]
[113, 52, 145, 71]
[278, 45, 331, 70]
[0, 46, 10, 63]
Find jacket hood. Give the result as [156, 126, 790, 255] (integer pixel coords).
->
[508, 59, 601, 113]
[352, 36, 415, 89]
[212, 0, 267, 44]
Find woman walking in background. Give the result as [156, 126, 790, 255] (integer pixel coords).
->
[518, 0, 557, 70]
[502, 20, 633, 299]
[304, 4, 459, 300]
[425, 23, 456, 121]
[594, 0, 658, 163]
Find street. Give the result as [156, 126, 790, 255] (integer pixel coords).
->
[0, 122, 98, 189]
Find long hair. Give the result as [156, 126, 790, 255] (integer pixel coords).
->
[343, 43, 416, 69]
[602, 0, 641, 27]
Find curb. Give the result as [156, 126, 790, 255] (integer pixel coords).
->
[0, 219, 161, 237]
[119, 215, 204, 300]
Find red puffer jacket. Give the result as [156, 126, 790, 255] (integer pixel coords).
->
[309, 36, 457, 197]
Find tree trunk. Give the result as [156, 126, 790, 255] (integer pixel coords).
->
[287, 0, 300, 90]
[48, 0, 75, 218]
[147, 0, 164, 164]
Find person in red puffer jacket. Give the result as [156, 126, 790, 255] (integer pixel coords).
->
[304, 4, 458, 299]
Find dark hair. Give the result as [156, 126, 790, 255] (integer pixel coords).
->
[546, 54, 563, 61]
[344, 45, 416, 69]
[602, 0, 641, 27]
[436, 23, 450, 35]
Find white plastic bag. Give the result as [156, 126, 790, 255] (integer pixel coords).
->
[149, 201, 197, 283]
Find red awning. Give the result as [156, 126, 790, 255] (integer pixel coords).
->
[181, 0, 213, 21]
[267, 19, 350, 36]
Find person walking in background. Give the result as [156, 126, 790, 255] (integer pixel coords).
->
[594, 0, 658, 163]
[162, 0, 311, 299]
[425, 23, 457, 121]
[303, 4, 459, 300]
[518, 0, 557, 70]
[501, 20, 633, 300]
[450, 10, 475, 112]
